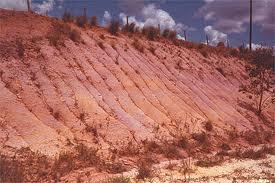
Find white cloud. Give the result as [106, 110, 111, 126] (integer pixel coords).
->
[142, 4, 176, 30]
[177, 34, 185, 41]
[33, 0, 55, 14]
[0, 0, 27, 10]
[119, 13, 144, 28]
[119, 4, 194, 39]
[245, 43, 275, 52]
[204, 25, 227, 46]
[246, 43, 263, 51]
[0, 0, 64, 14]
[198, 0, 275, 34]
[103, 11, 112, 25]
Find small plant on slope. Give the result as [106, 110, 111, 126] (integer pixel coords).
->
[0, 155, 25, 183]
[123, 22, 137, 33]
[132, 39, 144, 53]
[48, 21, 81, 47]
[142, 26, 159, 41]
[104, 176, 131, 183]
[239, 48, 273, 115]
[62, 10, 74, 23]
[76, 15, 88, 28]
[108, 20, 120, 35]
[90, 16, 98, 26]
[16, 39, 25, 58]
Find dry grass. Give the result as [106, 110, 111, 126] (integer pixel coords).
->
[162, 142, 181, 159]
[69, 29, 81, 43]
[204, 121, 213, 131]
[0, 155, 25, 183]
[0, 148, 50, 182]
[78, 112, 86, 122]
[76, 16, 88, 28]
[196, 156, 224, 167]
[216, 67, 226, 77]
[99, 34, 105, 40]
[162, 29, 177, 40]
[85, 125, 98, 137]
[199, 48, 208, 58]
[108, 20, 120, 35]
[98, 41, 105, 50]
[176, 136, 189, 149]
[132, 40, 144, 53]
[123, 22, 137, 33]
[0, 144, 129, 182]
[16, 39, 24, 58]
[148, 46, 156, 55]
[104, 176, 131, 183]
[90, 16, 98, 26]
[137, 157, 154, 180]
[220, 143, 231, 151]
[142, 26, 159, 41]
[231, 146, 275, 160]
[62, 11, 74, 23]
[117, 141, 140, 156]
[192, 132, 208, 145]
[143, 140, 162, 154]
[48, 21, 81, 47]
[52, 151, 76, 177]
[53, 111, 61, 120]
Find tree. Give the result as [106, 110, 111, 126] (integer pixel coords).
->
[27, 0, 31, 12]
[239, 48, 274, 115]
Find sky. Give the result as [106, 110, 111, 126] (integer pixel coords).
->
[1, 0, 274, 48]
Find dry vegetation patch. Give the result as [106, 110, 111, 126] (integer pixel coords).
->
[108, 20, 120, 35]
[142, 26, 160, 41]
[132, 39, 144, 53]
[47, 21, 81, 47]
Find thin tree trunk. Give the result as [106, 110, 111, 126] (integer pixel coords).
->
[27, 0, 31, 12]
[184, 30, 187, 41]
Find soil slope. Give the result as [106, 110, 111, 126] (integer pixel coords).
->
[0, 9, 274, 158]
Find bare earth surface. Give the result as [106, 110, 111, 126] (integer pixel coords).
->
[0, 10, 274, 182]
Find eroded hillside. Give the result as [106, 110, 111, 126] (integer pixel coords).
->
[0, 9, 274, 182]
